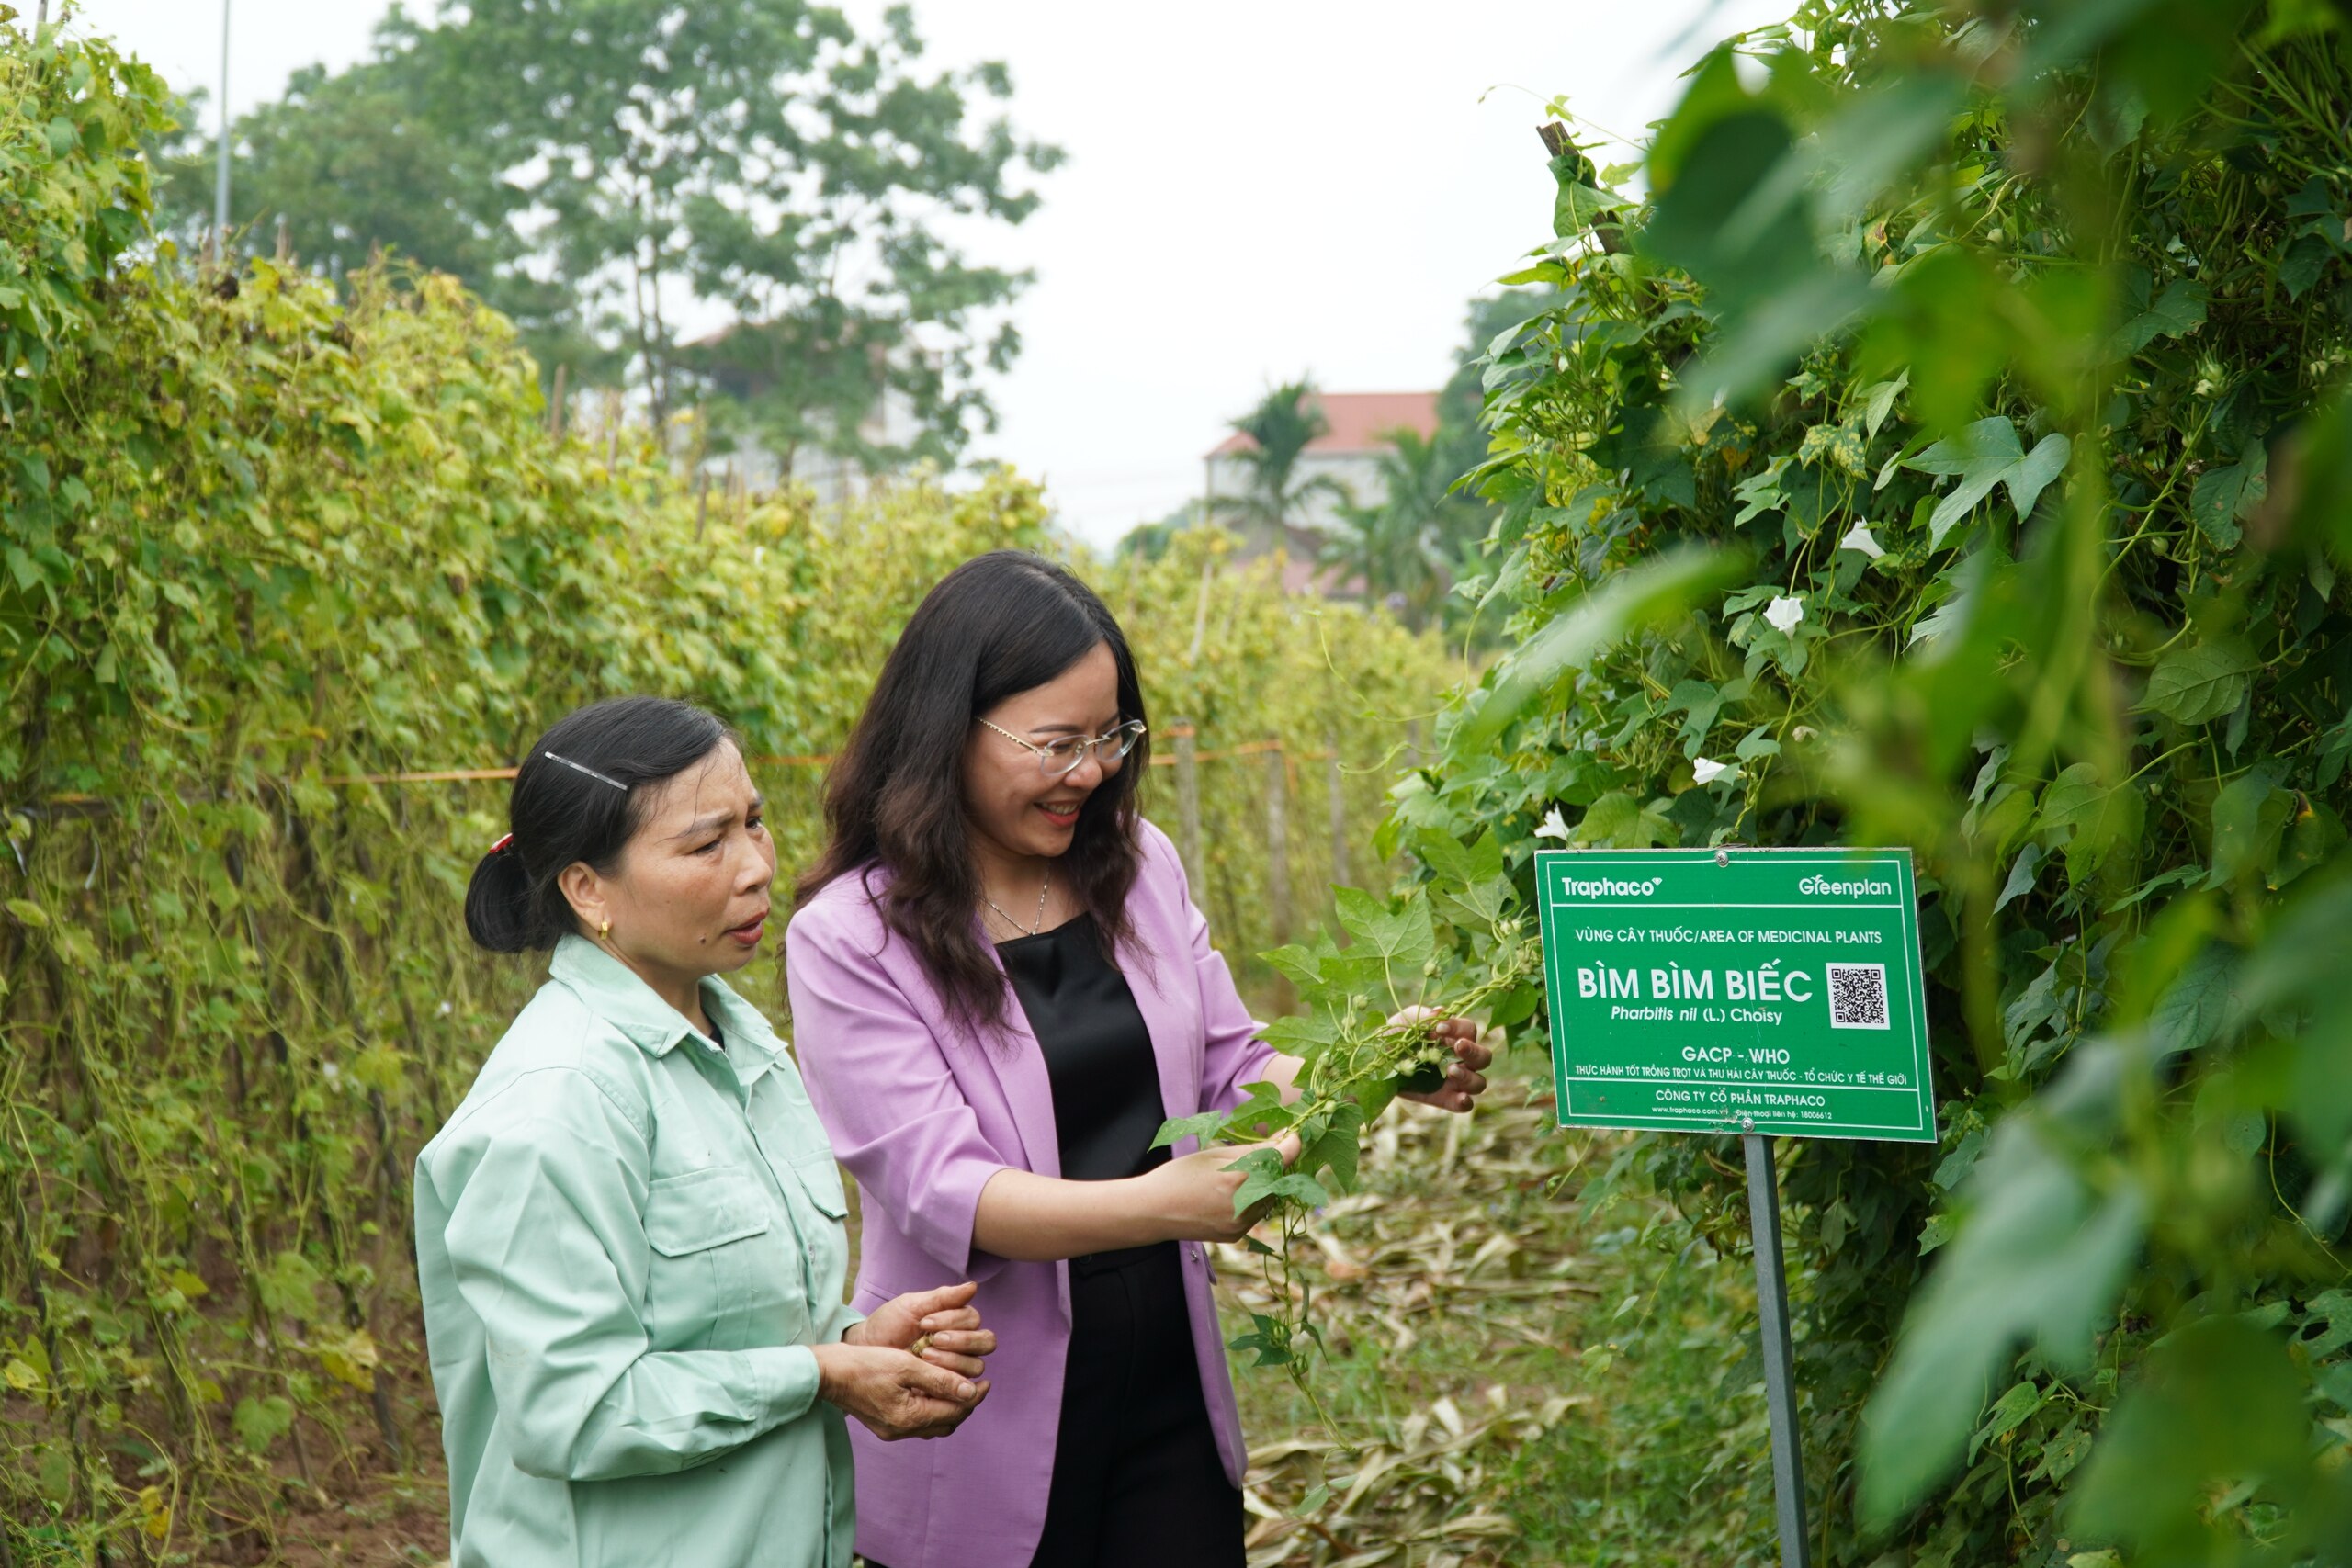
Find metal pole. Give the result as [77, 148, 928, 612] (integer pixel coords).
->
[1744, 1133, 1812, 1568]
[213, 0, 232, 241]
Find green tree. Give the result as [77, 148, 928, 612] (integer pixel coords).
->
[158, 61, 582, 360]
[1117, 499, 1204, 562]
[1215, 379, 1345, 551]
[162, 0, 1060, 467]
[1321, 427, 1482, 628]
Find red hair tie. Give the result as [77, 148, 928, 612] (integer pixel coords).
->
[490, 832, 514, 856]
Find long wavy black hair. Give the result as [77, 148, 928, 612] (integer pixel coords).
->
[797, 552, 1150, 1034]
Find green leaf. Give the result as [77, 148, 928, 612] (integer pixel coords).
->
[1261, 942, 1329, 993]
[1448, 547, 1746, 752]
[2035, 763, 2144, 881]
[2107, 278, 2208, 358]
[1861, 372, 1908, 436]
[1433, 874, 1514, 930]
[1573, 791, 1672, 848]
[1152, 1110, 1229, 1151]
[256, 1248, 324, 1324]
[1303, 1100, 1366, 1193]
[2031, 1424, 2092, 1484]
[232, 1394, 295, 1455]
[1225, 1146, 1288, 1213]
[1225, 1080, 1294, 1136]
[1968, 1380, 2045, 1461]
[2188, 443, 2267, 549]
[1996, 842, 2045, 910]
[2207, 770, 2293, 887]
[2137, 639, 2258, 726]
[1261, 1010, 1340, 1059]
[2069, 1320, 2309, 1549]
[1858, 1076, 2147, 1525]
[2005, 432, 2073, 525]
[2282, 231, 2332, 299]
[1332, 886, 1435, 993]
[1902, 418, 2072, 543]
[1410, 828, 1481, 888]
[2149, 942, 2241, 1057]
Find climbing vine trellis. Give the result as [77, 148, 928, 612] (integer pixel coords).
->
[1396, 2, 2352, 1562]
[0, 20, 1457, 1562]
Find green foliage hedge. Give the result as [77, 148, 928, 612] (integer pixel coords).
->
[1408, 2, 2352, 1562]
[0, 20, 1452, 1562]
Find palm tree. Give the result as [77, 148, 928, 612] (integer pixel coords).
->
[1215, 380, 1346, 550]
[1320, 426, 1482, 628]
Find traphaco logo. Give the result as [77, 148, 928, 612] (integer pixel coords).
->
[1561, 875, 1664, 898]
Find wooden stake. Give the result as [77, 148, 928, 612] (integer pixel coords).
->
[1186, 558, 1212, 665]
[1327, 731, 1350, 888]
[1265, 744, 1291, 944]
[548, 364, 568, 439]
[1171, 721, 1204, 893]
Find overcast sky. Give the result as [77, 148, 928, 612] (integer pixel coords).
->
[64, 0, 1790, 547]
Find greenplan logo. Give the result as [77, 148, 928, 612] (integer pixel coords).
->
[1797, 874, 1894, 897]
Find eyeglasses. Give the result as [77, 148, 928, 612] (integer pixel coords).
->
[978, 718, 1148, 778]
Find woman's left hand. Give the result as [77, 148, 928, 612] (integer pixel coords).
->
[844, 1280, 997, 1380]
[1391, 1009, 1491, 1113]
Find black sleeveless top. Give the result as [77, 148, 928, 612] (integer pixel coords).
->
[997, 913, 1170, 1182]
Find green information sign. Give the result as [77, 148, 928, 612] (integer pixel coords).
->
[1537, 847, 1935, 1143]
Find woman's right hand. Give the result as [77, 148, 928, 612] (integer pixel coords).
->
[1137, 1134, 1302, 1243]
[810, 1342, 989, 1441]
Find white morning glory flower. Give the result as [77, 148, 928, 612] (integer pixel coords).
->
[1534, 806, 1571, 841]
[1764, 595, 1805, 634]
[1838, 522, 1885, 558]
[1692, 757, 1735, 784]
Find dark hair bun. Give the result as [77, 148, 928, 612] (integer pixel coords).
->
[469, 695, 733, 954]
[464, 846, 542, 953]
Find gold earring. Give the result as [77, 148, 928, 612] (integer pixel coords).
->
[598, 919, 612, 939]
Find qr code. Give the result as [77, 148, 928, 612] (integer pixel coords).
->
[1826, 963, 1890, 1029]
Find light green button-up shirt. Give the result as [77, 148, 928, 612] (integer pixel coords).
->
[416, 935, 861, 1568]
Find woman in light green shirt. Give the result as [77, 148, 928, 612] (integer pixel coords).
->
[417, 696, 993, 1568]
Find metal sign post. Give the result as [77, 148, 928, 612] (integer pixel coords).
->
[1535, 846, 1935, 1568]
[1745, 1131, 1809, 1568]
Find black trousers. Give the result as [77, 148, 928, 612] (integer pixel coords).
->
[1028, 1241, 1242, 1567]
[868, 1242, 1242, 1568]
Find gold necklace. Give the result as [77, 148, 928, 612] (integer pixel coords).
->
[983, 867, 1052, 937]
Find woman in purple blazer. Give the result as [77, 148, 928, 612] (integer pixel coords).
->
[783, 552, 1491, 1568]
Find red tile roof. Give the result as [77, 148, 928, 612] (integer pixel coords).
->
[1208, 390, 1440, 459]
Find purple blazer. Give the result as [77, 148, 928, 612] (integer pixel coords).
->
[783, 818, 1277, 1568]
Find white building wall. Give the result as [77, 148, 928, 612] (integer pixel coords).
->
[1204, 449, 1389, 537]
